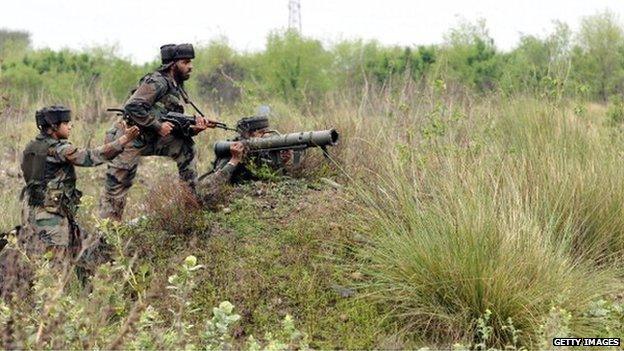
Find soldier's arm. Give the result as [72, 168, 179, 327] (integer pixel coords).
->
[197, 143, 245, 202]
[212, 157, 230, 172]
[197, 163, 237, 203]
[207, 163, 236, 186]
[123, 75, 168, 132]
[53, 126, 140, 166]
[53, 140, 124, 167]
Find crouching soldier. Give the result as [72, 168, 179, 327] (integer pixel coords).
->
[208, 116, 298, 184]
[196, 141, 246, 205]
[16, 105, 139, 280]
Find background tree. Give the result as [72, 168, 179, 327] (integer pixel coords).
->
[571, 10, 624, 101]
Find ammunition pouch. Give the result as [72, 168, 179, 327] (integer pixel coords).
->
[43, 188, 64, 214]
[22, 137, 57, 206]
[42, 184, 82, 218]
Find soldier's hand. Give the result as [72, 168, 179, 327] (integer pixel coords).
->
[158, 122, 174, 137]
[280, 149, 293, 163]
[191, 116, 208, 134]
[229, 142, 246, 165]
[119, 126, 141, 145]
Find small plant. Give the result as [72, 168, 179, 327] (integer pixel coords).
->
[245, 160, 284, 182]
[475, 309, 494, 350]
[246, 314, 309, 351]
[538, 307, 572, 349]
[573, 103, 587, 117]
[607, 95, 624, 125]
[502, 317, 524, 351]
[202, 301, 242, 350]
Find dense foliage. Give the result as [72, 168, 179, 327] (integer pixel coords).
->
[2, 10, 624, 109]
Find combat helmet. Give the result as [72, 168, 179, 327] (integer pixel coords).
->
[35, 105, 71, 131]
[236, 116, 270, 134]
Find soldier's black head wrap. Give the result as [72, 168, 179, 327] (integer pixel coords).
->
[36, 105, 71, 131]
[236, 116, 270, 134]
[173, 43, 195, 60]
[160, 44, 176, 64]
[159, 43, 195, 71]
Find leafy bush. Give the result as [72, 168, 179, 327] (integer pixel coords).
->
[0, 29, 30, 61]
[0, 47, 145, 107]
[436, 19, 503, 91]
[607, 95, 624, 125]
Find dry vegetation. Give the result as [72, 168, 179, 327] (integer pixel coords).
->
[2, 13, 624, 348]
[1, 82, 623, 349]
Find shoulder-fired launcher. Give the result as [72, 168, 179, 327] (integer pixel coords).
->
[214, 129, 340, 158]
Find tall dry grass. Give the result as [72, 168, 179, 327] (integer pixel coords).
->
[1, 73, 623, 348]
[339, 85, 624, 346]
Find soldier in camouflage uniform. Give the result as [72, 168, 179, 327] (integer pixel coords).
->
[99, 43, 232, 221]
[0, 106, 139, 296]
[209, 116, 297, 184]
[196, 142, 245, 205]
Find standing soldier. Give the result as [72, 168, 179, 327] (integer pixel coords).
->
[99, 43, 215, 221]
[2, 106, 139, 291]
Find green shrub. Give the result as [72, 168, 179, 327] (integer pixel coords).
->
[607, 95, 624, 125]
[352, 96, 624, 348]
[248, 30, 334, 105]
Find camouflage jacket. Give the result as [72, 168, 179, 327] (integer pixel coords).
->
[21, 134, 124, 218]
[123, 70, 186, 133]
[196, 162, 237, 204]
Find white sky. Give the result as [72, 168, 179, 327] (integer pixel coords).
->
[1, 0, 623, 64]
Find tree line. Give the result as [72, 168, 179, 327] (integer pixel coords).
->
[1, 10, 623, 109]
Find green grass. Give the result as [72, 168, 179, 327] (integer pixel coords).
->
[350, 96, 624, 347]
[117, 179, 385, 349]
[2, 86, 624, 349]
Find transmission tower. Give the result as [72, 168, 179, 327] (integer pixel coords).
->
[288, 0, 301, 33]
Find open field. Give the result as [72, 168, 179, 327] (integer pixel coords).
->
[2, 15, 624, 348]
[1, 87, 623, 348]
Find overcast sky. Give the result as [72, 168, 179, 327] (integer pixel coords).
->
[1, 0, 623, 64]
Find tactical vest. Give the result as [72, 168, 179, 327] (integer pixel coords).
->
[136, 71, 185, 118]
[21, 136, 80, 217]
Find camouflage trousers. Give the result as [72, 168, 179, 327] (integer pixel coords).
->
[20, 198, 110, 267]
[99, 121, 198, 221]
[0, 200, 110, 298]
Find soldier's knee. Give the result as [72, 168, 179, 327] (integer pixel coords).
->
[172, 141, 196, 161]
[105, 167, 137, 192]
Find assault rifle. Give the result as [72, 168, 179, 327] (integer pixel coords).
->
[161, 112, 236, 138]
[106, 109, 235, 138]
[213, 129, 340, 158]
